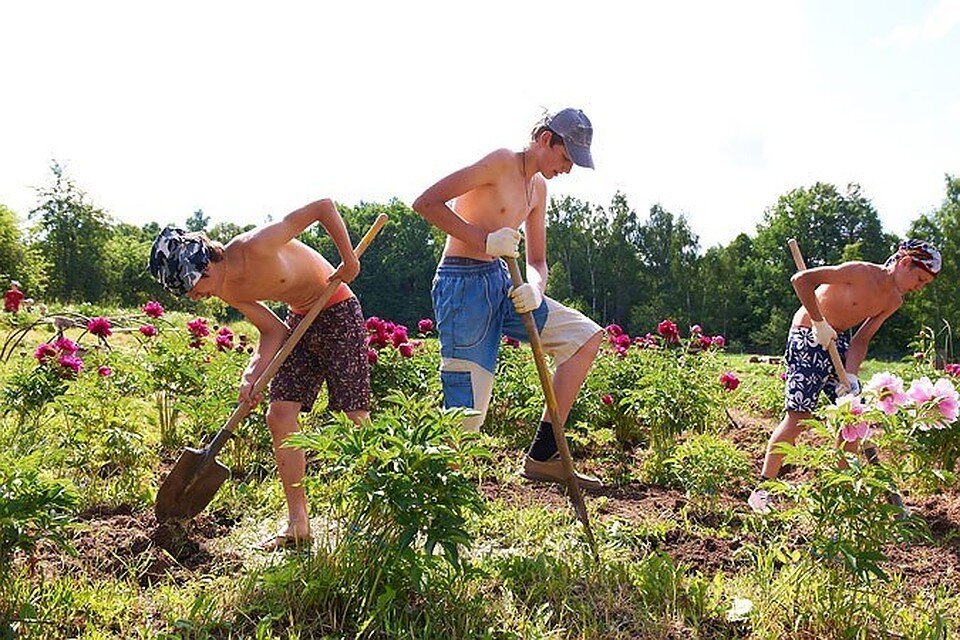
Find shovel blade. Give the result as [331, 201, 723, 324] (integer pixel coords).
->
[155, 447, 230, 523]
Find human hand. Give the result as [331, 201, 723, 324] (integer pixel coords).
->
[330, 255, 360, 284]
[238, 377, 263, 407]
[811, 319, 837, 349]
[845, 372, 861, 395]
[485, 227, 521, 258]
[509, 282, 543, 314]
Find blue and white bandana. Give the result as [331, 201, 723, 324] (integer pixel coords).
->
[884, 239, 942, 276]
[148, 227, 211, 295]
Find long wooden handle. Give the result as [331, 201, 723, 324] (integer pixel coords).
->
[220, 214, 388, 435]
[787, 239, 850, 394]
[504, 257, 598, 557]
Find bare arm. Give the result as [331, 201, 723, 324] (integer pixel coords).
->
[230, 300, 289, 405]
[790, 262, 867, 323]
[412, 150, 508, 253]
[248, 199, 360, 282]
[523, 179, 548, 291]
[845, 304, 900, 374]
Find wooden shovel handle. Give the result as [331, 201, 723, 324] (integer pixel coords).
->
[221, 213, 388, 434]
[787, 239, 850, 394]
[504, 257, 598, 557]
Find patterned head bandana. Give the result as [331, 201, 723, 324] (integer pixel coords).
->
[884, 239, 942, 276]
[148, 227, 211, 295]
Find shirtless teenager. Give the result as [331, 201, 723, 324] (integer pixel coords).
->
[148, 199, 370, 547]
[413, 108, 605, 488]
[748, 240, 942, 513]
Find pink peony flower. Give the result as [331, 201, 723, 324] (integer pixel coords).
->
[614, 333, 632, 348]
[58, 354, 83, 374]
[365, 316, 384, 332]
[840, 421, 873, 442]
[615, 345, 629, 358]
[367, 334, 389, 350]
[711, 335, 726, 348]
[605, 323, 623, 338]
[719, 371, 740, 391]
[689, 324, 702, 336]
[97, 365, 113, 377]
[503, 336, 521, 348]
[87, 316, 112, 338]
[139, 324, 158, 337]
[187, 317, 210, 338]
[907, 376, 935, 404]
[34, 342, 59, 363]
[54, 337, 78, 355]
[946, 363, 960, 377]
[142, 301, 164, 318]
[601, 394, 614, 406]
[367, 348, 379, 364]
[779, 371, 787, 381]
[657, 319, 679, 343]
[864, 372, 909, 415]
[418, 318, 434, 334]
[215, 327, 234, 352]
[383, 321, 396, 335]
[933, 378, 960, 423]
[914, 351, 926, 361]
[698, 335, 713, 350]
[398, 342, 414, 358]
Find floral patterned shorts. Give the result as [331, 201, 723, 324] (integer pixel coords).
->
[784, 326, 850, 413]
[269, 297, 370, 413]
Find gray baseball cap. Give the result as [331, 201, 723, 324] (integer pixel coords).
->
[546, 108, 594, 169]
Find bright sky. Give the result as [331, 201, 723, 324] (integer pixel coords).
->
[2, 1, 959, 248]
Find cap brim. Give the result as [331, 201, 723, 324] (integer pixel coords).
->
[566, 143, 594, 169]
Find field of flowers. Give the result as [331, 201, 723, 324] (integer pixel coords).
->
[2, 301, 960, 639]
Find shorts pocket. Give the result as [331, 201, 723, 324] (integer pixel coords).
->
[441, 370, 474, 409]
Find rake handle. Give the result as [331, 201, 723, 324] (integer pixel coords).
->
[504, 257, 598, 558]
[787, 239, 850, 394]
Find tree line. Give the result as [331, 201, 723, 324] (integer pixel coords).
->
[2, 162, 958, 357]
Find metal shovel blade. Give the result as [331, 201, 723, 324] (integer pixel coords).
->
[155, 447, 230, 522]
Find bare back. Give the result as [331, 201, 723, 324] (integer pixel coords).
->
[792, 262, 901, 331]
[444, 149, 543, 261]
[219, 235, 352, 314]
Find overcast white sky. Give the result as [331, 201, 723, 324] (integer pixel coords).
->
[2, 1, 958, 248]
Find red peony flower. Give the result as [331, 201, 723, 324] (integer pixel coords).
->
[657, 319, 679, 343]
[139, 324, 158, 337]
[605, 323, 623, 338]
[365, 316, 384, 332]
[215, 327, 235, 351]
[187, 317, 210, 338]
[54, 337, 79, 355]
[503, 336, 521, 348]
[601, 394, 614, 406]
[698, 335, 713, 350]
[398, 342, 414, 358]
[87, 316, 112, 338]
[142, 301, 164, 318]
[719, 371, 740, 391]
[367, 348, 379, 364]
[34, 342, 59, 363]
[711, 335, 726, 348]
[615, 334, 632, 348]
[391, 326, 409, 348]
[418, 318, 434, 334]
[97, 365, 113, 377]
[58, 354, 83, 374]
[689, 324, 702, 336]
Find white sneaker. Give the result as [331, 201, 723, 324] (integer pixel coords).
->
[748, 488, 773, 514]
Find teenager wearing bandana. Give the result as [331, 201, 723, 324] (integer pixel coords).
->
[148, 200, 369, 549]
[749, 239, 942, 513]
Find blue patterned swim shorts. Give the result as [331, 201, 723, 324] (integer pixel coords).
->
[783, 326, 850, 412]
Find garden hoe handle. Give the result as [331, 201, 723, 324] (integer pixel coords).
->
[787, 239, 851, 395]
[504, 257, 599, 560]
[217, 213, 389, 440]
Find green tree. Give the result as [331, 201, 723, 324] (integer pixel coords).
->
[185, 208, 209, 232]
[0, 204, 47, 295]
[29, 162, 111, 302]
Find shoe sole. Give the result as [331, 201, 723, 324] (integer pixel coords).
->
[519, 469, 603, 490]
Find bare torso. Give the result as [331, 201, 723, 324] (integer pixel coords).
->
[444, 149, 542, 260]
[792, 262, 901, 331]
[219, 236, 352, 314]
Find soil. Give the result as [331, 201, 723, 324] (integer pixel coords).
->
[27, 504, 241, 586]
[481, 474, 960, 592]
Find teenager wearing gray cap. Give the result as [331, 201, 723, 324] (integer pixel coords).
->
[413, 107, 604, 488]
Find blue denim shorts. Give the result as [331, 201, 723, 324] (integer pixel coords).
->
[784, 326, 851, 412]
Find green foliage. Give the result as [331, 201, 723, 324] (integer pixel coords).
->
[0, 453, 77, 571]
[662, 433, 752, 504]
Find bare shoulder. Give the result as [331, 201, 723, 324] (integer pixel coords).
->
[476, 148, 515, 172]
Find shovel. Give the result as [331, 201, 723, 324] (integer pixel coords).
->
[155, 214, 388, 523]
[504, 257, 599, 559]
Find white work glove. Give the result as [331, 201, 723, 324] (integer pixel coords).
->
[845, 372, 861, 395]
[509, 283, 543, 314]
[811, 319, 837, 349]
[485, 227, 521, 258]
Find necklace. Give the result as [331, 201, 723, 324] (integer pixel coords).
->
[521, 151, 533, 210]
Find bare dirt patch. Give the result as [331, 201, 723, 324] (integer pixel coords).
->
[29, 504, 241, 585]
